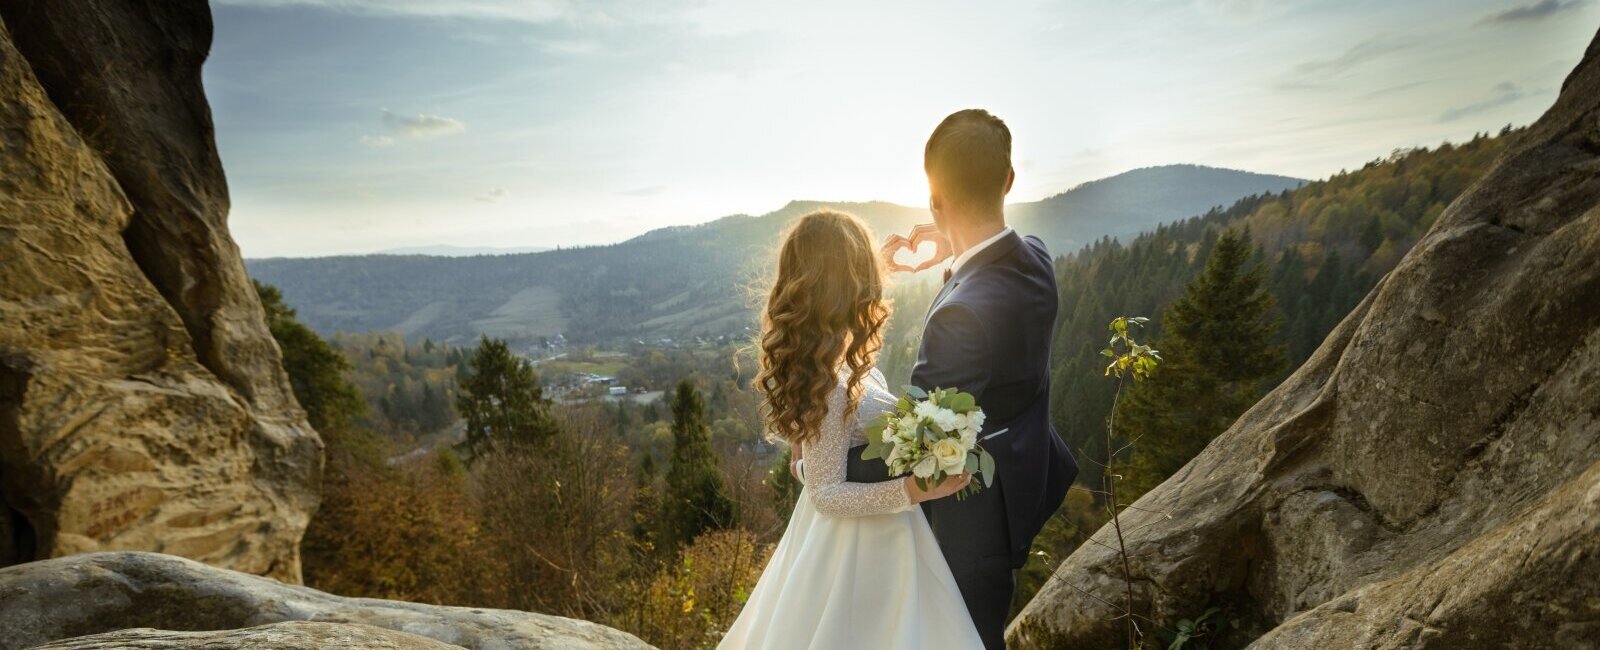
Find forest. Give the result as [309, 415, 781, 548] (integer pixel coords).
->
[256, 129, 1512, 648]
[1021, 128, 1515, 619]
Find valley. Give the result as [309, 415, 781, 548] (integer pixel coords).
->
[248, 165, 1305, 350]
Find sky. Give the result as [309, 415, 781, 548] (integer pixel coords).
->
[205, 0, 1599, 258]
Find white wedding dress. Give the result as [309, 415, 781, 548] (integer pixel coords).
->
[720, 369, 982, 649]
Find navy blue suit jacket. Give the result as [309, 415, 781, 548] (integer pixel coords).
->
[910, 230, 1075, 564]
[846, 230, 1074, 647]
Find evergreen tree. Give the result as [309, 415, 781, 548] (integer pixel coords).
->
[254, 280, 364, 433]
[419, 382, 453, 432]
[662, 380, 737, 549]
[455, 335, 559, 460]
[1359, 214, 1384, 253]
[631, 454, 662, 549]
[1117, 230, 1285, 499]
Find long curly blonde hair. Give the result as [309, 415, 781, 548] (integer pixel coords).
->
[755, 209, 891, 448]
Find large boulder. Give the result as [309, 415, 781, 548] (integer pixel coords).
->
[0, 0, 320, 581]
[0, 552, 653, 649]
[31, 622, 459, 650]
[1009, 28, 1600, 649]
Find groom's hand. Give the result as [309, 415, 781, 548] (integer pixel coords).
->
[880, 223, 952, 274]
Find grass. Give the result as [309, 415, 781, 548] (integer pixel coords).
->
[470, 286, 567, 340]
[539, 360, 628, 377]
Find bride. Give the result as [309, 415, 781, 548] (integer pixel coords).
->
[720, 209, 983, 649]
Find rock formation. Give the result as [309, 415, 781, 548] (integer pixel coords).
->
[1008, 28, 1600, 649]
[31, 622, 460, 650]
[0, 0, 320, 581]
[0, 552, 653, 649]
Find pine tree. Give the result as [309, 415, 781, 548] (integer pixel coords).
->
[419, 382, 452, 432]
[631, 454, 662, 549]
[1117, 230, 1285, 499]
[662, 380, 736, 549]
[455, 335, 559, 460]
[255, 280, 365, 433]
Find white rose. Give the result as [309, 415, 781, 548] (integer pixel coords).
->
[913, 399, 941, 421]
[959, 428, 977, 450]
[931, 437, 967, 474]
[912, 455, 938, 478]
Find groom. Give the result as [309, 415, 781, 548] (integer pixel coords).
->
[856, 109, 1077, 648]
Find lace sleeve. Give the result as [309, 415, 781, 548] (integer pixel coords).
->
[801, 381, 913, 517]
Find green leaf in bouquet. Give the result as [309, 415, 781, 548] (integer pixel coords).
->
[947, 392, 976, 413]
[865, 417, 889, 443]
[860, 436, 884, 460]
[979, 451, 995, 487]
[964, 453, 979, 473]
[903, 385, 928, 400]
[897, 396, 912, 412]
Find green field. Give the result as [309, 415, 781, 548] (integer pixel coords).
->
[537, 359, 628, 377]
[470, 285, 567, 341]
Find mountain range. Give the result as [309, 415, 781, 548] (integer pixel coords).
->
[246, 164, 1304, 347]
[372, 245, 552, 257]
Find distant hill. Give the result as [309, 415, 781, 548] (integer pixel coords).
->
[371, 245, 551, 257]
[246, 164, 1303, 347]
[1010, 165, 1306, 250]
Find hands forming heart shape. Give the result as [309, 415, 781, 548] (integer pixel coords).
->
[881, 223, 953, 274]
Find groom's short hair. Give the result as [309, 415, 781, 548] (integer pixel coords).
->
[925, 109, 1011, 219]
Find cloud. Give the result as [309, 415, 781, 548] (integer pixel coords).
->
[1359, 80, 1430, 100]
[1293, 37, 1409, 78]
[619, 185, 666, 197]
[1438, 82, 1525, 122]
[214, 0, 698, 25]
[358, 109, 466, 147]
[475, 187, 511, 203]
[381, 109, 466, 138]
[1478, 0, 1590, 25]
[215, 0, 568, 23]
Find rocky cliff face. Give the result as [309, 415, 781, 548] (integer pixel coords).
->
[1009, 29, 1600, 649]
[0, 552, 652, 649]
[31, 623, 461, 650]
[0, 0, 320, 581]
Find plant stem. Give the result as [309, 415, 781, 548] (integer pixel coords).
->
[1106, 376, 1137, 649]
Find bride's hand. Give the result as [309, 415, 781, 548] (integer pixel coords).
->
[905, 472, 973, 503]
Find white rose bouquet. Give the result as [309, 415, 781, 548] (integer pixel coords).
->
[860, 386, 1001, 500]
